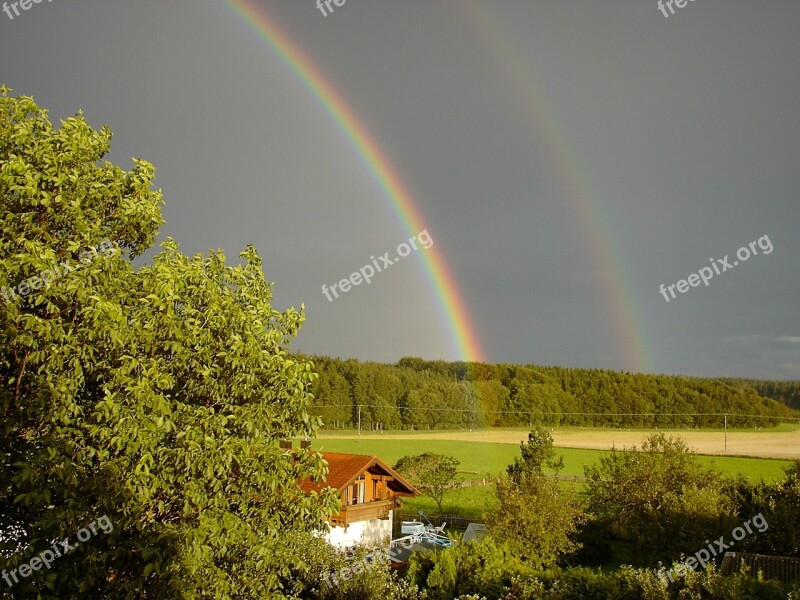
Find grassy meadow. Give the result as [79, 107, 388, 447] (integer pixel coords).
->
[313, 430, 796, 520]
[312, 435, 793, 482]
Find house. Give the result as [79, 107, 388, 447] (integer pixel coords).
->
[300, 452, 420, 549]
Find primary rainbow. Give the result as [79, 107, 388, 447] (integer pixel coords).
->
[221, 0, 485, 363]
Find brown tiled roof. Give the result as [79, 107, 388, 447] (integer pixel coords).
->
[299, 452, 420, 497]
[720, 552, 800, 584]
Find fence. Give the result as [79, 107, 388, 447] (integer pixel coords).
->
[456, 474, 586, 487]
[402, 512, 483, 530]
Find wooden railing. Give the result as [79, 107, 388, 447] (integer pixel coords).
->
[332, 499, 394, 526]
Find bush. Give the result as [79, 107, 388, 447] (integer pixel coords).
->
[407, 539, 798, 599]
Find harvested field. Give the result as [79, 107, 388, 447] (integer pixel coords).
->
[320, 426, 800, 460]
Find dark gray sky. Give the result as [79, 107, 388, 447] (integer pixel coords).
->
[2, 1, 798, 379]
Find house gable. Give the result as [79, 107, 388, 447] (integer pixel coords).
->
[300, 452, 420, 497]
[299, 451, 420, 530]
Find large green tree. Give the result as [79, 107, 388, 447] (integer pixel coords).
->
[584, 433, 735, 559]
[506, 427, 564, 481]
[724, 461, 800, 558]
[393, 453, 459, 514]
[488, 473, 584, 569]
[0, 89, 339, 598]
[487, 431, 583, 569]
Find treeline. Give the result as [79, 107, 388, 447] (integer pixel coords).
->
[305, 356, 796, 430]
[724, 378, 800, 410]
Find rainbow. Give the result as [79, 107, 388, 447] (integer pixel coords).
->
[459, 2, 651, 373]
[221, 0, 485, 363]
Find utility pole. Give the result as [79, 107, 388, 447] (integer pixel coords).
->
[724, 414, 727, 452]
[358, 405, 361, 437]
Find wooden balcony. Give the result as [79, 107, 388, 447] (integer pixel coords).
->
[331, 499, 394, 526]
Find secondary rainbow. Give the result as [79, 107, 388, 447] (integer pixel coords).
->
[222, 0, 485, 363]
[459, 1, 651, 373]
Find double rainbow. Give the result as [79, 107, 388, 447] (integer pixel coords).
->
[221, 1, 651, 372]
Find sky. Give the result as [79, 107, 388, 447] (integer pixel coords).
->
[2, 0, 798, 379]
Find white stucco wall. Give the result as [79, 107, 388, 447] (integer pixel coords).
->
[325, 510, 393, 549]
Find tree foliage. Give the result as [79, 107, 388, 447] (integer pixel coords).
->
[0, 89, 339, 598]
[308, 357, 795, 430]
[393, 453, 459, 514]
[724, 460, 800, 558]
[488, 473, 584, 570]
[584, 434, 736, 559]
[487, 431, 583, 569]
[506, 426, 564, 481]
[723, 378, 800, 410]
[408, 539, 798, 599]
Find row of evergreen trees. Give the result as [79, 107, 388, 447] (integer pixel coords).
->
[724, 378, 800, 409]
[305, 356, 798, 430]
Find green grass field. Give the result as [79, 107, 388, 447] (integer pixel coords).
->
[312, 438, 516, 479]
[313, 435, 794, 520]
[402, 485, 496, 520]
[312, 437, 793, 482]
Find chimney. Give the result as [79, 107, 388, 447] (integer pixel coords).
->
[300, 438, 311, 449]
[279, 440, 292, 451]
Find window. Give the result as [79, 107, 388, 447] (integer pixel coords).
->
[348, 479, 366, 505]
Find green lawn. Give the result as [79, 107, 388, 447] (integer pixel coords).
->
[312, 437, 793, 483]
[312, 438, 517, 479]
[313, 436, 794, 522]
[402, 485, 496, 521]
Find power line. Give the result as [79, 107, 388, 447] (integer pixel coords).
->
[308, 405, 800, 421]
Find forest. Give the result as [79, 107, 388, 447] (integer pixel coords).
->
[306, 356, 798, 430]
[723, 378, 800, 410]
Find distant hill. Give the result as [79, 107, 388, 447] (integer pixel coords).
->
[304, 356, 796, 430]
